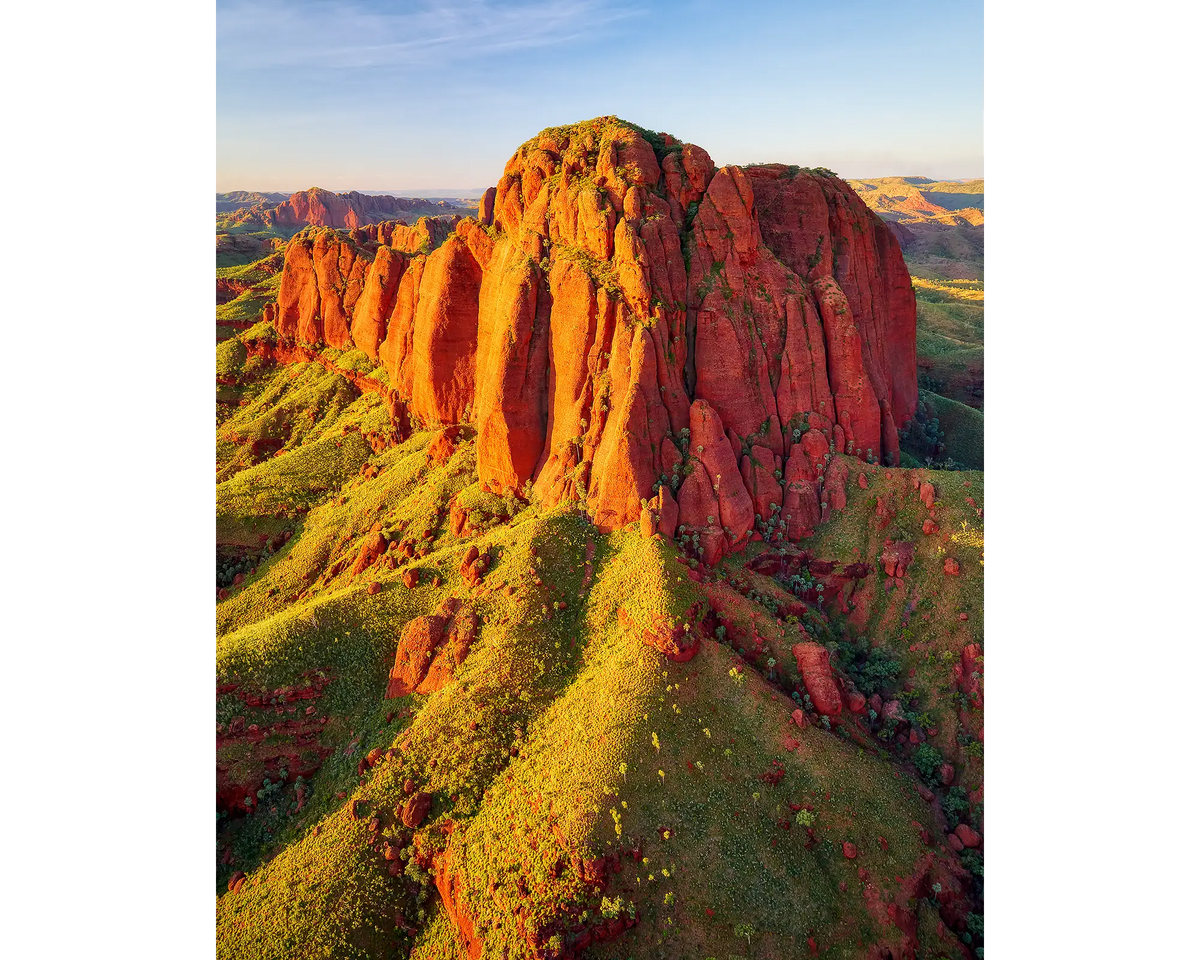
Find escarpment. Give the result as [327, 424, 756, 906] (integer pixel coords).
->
[263, 117, 917, 546]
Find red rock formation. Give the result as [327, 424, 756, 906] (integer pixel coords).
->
[434, 848, 483, 959]
[385, 614, 446, 697]
[385, 599, 477, 697]
[427, 426, 462, 466]
[792, 641, 842, 719]
[656, 485, 679, 539]
[477, 187, 496, 227]
[410, 236, 484, 425]
[955, 642, 984, 708]
[276, 228, 374, 348]
[474, 237, 548, 493]
[619, 605, 699, 662]
[380, 255, 427, 394]
[880, 540, 915, 579]
[350, 531, 388, 576]
[419, 608, 478, 694]
[690, 400, 755, 546]
[460, 546, 489, 586]
[350, 245, 407, 357]
[401, 791, 432, 828]
[265, 118, 918, 553]
[365, 216, 459, 254]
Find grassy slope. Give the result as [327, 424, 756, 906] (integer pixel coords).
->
[913, 292, 983, 412]
[897, 209, 984, 418]
[217, 251, 285, 340]
[218, 495, 950, 959]
[923, 393, 984, 470]
[214, 350, 982, 960]
[802, 459, 983, 740]
[214, 192, 983, 958]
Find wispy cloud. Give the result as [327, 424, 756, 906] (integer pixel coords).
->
[217, 0, 641, 71]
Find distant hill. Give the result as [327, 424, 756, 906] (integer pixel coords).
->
[359, 188, 488, 201]
[216, 191, 291, 213]
[217, 188, 475, 231]
[849, 177, 983, 226]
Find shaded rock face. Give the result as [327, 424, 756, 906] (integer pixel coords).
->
[268, 118, 916, 543]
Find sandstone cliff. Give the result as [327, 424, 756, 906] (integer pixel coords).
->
[263, 118, 917, 550]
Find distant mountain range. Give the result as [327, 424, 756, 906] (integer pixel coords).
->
[216, 187, 476, 229]
[215, 191, 291, 212]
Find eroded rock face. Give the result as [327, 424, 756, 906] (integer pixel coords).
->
[276, 228, 373, 349]
[267, 117, 917, 547]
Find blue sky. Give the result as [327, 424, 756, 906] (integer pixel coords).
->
[217, 0, 981, 192]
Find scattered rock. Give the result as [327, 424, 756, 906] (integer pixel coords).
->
[351, 531, 389, 576]
[880, 539, 915, 578]
[401, 791, 432, 828]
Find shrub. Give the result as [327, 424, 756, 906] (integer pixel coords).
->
[941, 786, 970, 825]
[912, 743, 944, 785]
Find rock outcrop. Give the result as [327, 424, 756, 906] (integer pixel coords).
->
[362, 216, 459, 254]
[265, 117, 917, 554]
[792, 641, 843, 719]
[385, 598, 478, 698]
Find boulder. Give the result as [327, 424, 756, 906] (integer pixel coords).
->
[880, 540, 915, 578]
[401, 791, 432, 828]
